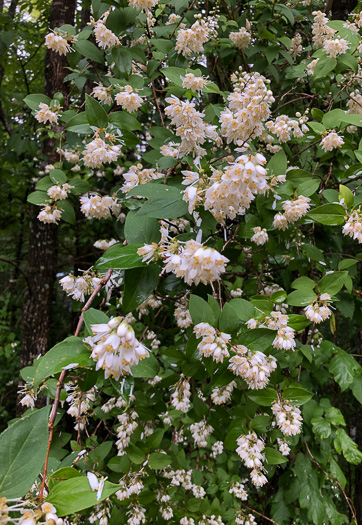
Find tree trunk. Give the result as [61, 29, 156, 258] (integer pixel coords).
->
[18, 0, 76, 408]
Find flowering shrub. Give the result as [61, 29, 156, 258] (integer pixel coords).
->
[3, 1, 362, 524]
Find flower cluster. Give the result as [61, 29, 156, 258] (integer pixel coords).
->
[35, 103, 60, 125]
[82, 137, 122, 168]
[228, 345, 277, 389]
[229, 27, 251, 49]
[174, 297, 193, 329]
[321, 131, 344, 152]
[272, 399, 303, 436]
[45, 31, 74, 55]
[266, 114, 306, 143]
[277, 438, 291, 456]
[165, 95, 219, 157]
[121, 164, 163, 192]
[85, 317, 150, 379]
[170, 377, 191, 412]
[176, 18, 210, 57]
[190, 419, 214, 447]
[229, 481, 248, 500]
[211, 381, 236, 405]
[250, 227, 268, 245]
[60, 273, 101, 302]
[116, 411, 139, 455]
[116, 86, 144, 113]
[343, 210, 362, 243]
[37, 205, 62, 224]
[312, 10, 335, 48]
[92, 84, 112, 105]
[236, 432, 267, 487]
[181, 73, 208, 92]
[304, 293, 332, 323]
[93, 13, 120, 49]
[94, 239, 117, 251]
[80, 193, 121, 220]
[323, 37, 349, 58]
[273, 195, 311, 230]
[47, 183, 72, 201]
[194, 323, 231, 362]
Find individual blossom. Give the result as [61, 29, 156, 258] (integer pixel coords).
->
[320, 132, 344, 152]
[190, 419, 213, 447]
[164, 240, 229, 286]
[181, 73, 208, 92]
[272, 399, 303, 436]
[342, 210, 362, 242]
[92, 84, 112, 105]
[282, 195, 311, 223]
[82, 137, 122, 169]
[229, 346, 277, 389]
[229, 481, 248, 500]
[85, 317, 150, 379]
[323, 37, 349, 58]
[94, 239, 117, 251]
[304, 293, 332, 323]
[170, 377, 191, 413]
[165, 95, 219, 157]
[35, 103, 60, 125]
[38, 205, 62, 224]
[211, 381, 236, 405]
[250, 227, 268, 245]
[116, 411, 139, 455]
[116, 86, 144, 113]
[229, 27, 251, 49]
[194, 323, 231, 363]
[47, 183, 72, 201]
[45, 31, 73, 55]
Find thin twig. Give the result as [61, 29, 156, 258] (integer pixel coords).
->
[304, 438, 357, 523]
[242, 503, 279, 524]
[39, 269, 113, 504]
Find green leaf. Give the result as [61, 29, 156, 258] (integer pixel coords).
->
[296, 179, 320, 197]
[311, 417, 331, 439]
[94, 243, 146, 271]
[247, 387, 278, 406]
[299, 471, 326, 525]
[218, 299, 255, 333]
[127, 182, 188, 220]
[66, 112, 93, 134]
[123, 265, 160, 312]
[329, 349, 361, 391]
[318, 271, 348, 295]
[162, 66, 186, 86]
[124, 211, 160, 244]
[46, 477, 120, 516]
[239, 328, 277, 352]
[49, 169, 67, 185]
[189, 294, 216, 325]
[339, 184, 354, 208]
[264, 447, 288, 465]
[148, 452, 172, 469]
[0, 407, 50, 498]
[83, 308, 110, 335]
[283, 384, 313, 405]
[24, 94, 51, 111]
[351, 374, 362, 403]
[307, 204, 346, 225]
[322, 108, 345, 128]
[131, 352, 159, 378]
[267, 149, 287, 176]
[73, 39, 105, 64]
[85, 94, 109, 128]
[334, 428, 362, 465]
[314, 57, 337, 79]
[27, 191, 50, 206]
[291, 276, 316, 290]
[57, 200, 75, 225]
[127, 444, 146, 464]
[109, 111, 141, 131]
[250, 415, 270, 433]
[112, 47, 133, 75]
[287, 289, 317, 307]
[33, 336, 93, 388]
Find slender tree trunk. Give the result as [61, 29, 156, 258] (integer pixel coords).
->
[18, 0, 76, 408]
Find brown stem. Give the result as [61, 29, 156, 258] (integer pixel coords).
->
[38, 269, 113, 504]
[242, 503, 279, 524]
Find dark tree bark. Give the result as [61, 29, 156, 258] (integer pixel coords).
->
[18, 0, 76, 407]
[325, 0, 358, 20]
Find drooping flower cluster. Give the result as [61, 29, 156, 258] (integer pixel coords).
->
[211, 441, 224, 458]
[220, 71, 274, 145]
[290, 33, 302, 56]
[236, 432, 267, 487]
[266, 114, 306, 143]
[93, 14, 120, 49]
[127, 503, 146, 525]
[82, 137, 122, 168]
[229, 481, 248, 500]
[342, 210, 362, 242]
[163, 240, 229, 286]
[165, 95, 219, 157]
[35, 103, 60, 125]
[235, 511, 256, 525]
[204, 153, 269, 223]
[116, 476, 144, 501]
[66, 383, 97, 430]
[272, 400, 303, 436]
[121, 164, 163, 192]
[128, 0, 159, 11]
[250, 227, 268, 245]
[198, 515, 224, 525]
[194, 323, 231, 362]
[211, 381, 237, 405]
[176, 18, 211, 57]
[94, 239, 117, 251]
[277, 438, 291, 456]
[92, 84, 112, 105]
[321, 131, 344, 152]
[181, 73, 208, 92]
[323, 37, 349, 58]
[304, 293, 332, 323]
[174, 296, 192, 329]
[311, 10, 335, 48]
[37, 205, 62, 224]
[85, 317, 150, 379]
[263, 312, 297, 351]
[170, 377, 191, 413]
[60, 273, 102, 302]
[273, 195, 311, 230]
[47, 183, 72, 201]
[229, 27, 251, 49]
[80, 193, 121, 219]
[116, 411, 138, 455]
[190, 419, 214, 447]
[116, 86, 144, 113]
[228, 345, 277, 389]
[45, 31, 74, 55]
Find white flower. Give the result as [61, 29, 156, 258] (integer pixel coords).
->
[80, 193, 120, 219]
[273, 212, 288, 230]
[211, 440, 224, 458]
[194, 323, 231, 363]
[121, 164, 163, 192]
[229, 346, 277, 389]
[176, 19, 210, 57]
[229, 27, 251, 49]
[343, 210, 362, 243]
[116, 411, 138, 455]
[94, 239, 117, 251]
[323, 37, 349, 58]
[266, 114, 305, 143]
[278, 438, 291, 456]
[47, 183, 71, 201]
[82, 138, 121, 168]
[45, 32, 71, 55]
[211, 381, 236, 405]
[85, 317, 150, 379]
[181, 73, 208, 92]
[35, 103, 59, 125]
[94, 19, 120, 49]
[174, 297, 192, 328]
[171, 378, 191, 413]
[116, 86, 144, 113]
[250, 227, 268, 245]
[272, 400, 303, 436]
[272, 326, 296, 351]
[92, 84, 112, 105]
[304, 293, 332, 323]
[38, 205, 62, 224]
[321, 132, 344, 152]
[190, 419, 213, 447]
[282, 195, 311, 223]
[128, 0, 159, 10]
[229, 481, 248, 500]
